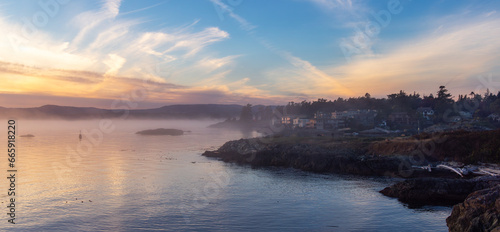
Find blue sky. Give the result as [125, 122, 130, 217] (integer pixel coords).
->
[0, 0, 499, 108]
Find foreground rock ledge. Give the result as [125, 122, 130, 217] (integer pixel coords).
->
[446, 185, 500, 232]
[379, 177, 500, 207]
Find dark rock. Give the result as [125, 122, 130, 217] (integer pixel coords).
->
[202, 138, 469, 178]
[136, 128, 183, 136]
[202, 138, 411, 176]
[380, 177, 500, 207]
[447, 184, 500, 232]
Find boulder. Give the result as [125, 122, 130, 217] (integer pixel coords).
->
[446, 184, 500, 232]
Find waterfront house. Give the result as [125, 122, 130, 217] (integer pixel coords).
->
[417, 107, 434, 120]
[293, 118, 310, 128]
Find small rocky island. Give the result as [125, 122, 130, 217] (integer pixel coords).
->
[20, 134, 35, 137]
[136, 128, 184, 136]
[202, 129, 500, 231]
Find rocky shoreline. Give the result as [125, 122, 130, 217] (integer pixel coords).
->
[202, 132, 500, 231]
[379, 176, 500, 207]
[203, 137, 469, 178]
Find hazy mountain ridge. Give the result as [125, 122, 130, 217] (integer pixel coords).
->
[0, 104, 244, 120]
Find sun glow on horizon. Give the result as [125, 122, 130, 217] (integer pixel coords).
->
[0, 0, 499, 107]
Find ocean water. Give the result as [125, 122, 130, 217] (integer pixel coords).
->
[0, 120, 451, 231]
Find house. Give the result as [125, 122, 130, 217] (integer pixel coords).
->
[417, 107, 434, 120]
[293, 118, 310, 128]
[314, 111, 330, 119]
[331, 119, 347, 129]
[307, 119, 316, 128]
[331, 110, 358, 119]
[379, 120, 387, 127]
[448, 116, 461, 123]
[488, 114, 500, 122]
[314, 118, 346, 130]
[281, 116, 294, 125]
[459, 111, 473, 120]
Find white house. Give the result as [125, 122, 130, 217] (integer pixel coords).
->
[488, 114, 500, 122]
[417, 107, 434, 120]
[459, 111, 473, 120]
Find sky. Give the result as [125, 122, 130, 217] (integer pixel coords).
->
[0, 0, 499, 108]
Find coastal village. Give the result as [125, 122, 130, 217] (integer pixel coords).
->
[276, 106, 499, 136]
[245, 86, 500, 137]
[207, 89, 500, 231]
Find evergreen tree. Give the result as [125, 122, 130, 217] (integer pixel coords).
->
[437, 86, 453, 103]
[435, 86, 455, 122]
[239, 104, 253, 122]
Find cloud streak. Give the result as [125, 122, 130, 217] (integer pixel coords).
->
[0, 60, 285, 107]
[1, 0, 499, 107]
[0, 0, 248, 99]
[210, 0, 353, 100]
[329, 15, 500, 96]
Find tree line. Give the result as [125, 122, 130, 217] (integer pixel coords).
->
[279, 86, 500, 124]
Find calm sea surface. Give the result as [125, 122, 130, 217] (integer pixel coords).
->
[1, 120, 451, 231]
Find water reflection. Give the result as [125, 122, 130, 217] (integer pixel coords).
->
[0, 120, 451, 231]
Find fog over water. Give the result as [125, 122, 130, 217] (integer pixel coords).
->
[0, 120, 451, 231]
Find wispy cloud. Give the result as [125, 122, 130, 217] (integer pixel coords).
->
[1, 0, 499, 107]
[328, 15, 500, 96]
[210, 0, 257, 32]
[485, 10, 496, 17]
[0, 57, 284, 107]
[308, 0, 353, 10]
[267, 52, 354, 98]
[210, 0, 353, 100]
[71, 0, 123, 48]
[0, 0, 278, 106]
[0, 0, 233, 81]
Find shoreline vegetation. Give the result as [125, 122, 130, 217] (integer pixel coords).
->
[202, 128, 500, 231]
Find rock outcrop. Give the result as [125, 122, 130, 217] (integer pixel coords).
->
[202, 138, 460, 178]
[380, 177, 500, 207]
[446, 184, 500, 232]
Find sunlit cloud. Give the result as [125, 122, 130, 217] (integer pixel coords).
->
[265, 52, 354, 99]
[0, 0, 269, 106]
[0, 61, 284, 107]
[211, 0, 353, 100]
[328, 15, 500, 97]
[197, 55, 239, 72]
[0, 0, 499, 108]
[71, 0, 123, 48]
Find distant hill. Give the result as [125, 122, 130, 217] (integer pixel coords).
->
[0, 104, 244, 120]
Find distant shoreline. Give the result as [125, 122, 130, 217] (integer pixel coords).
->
[0, 104, 244, 120]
